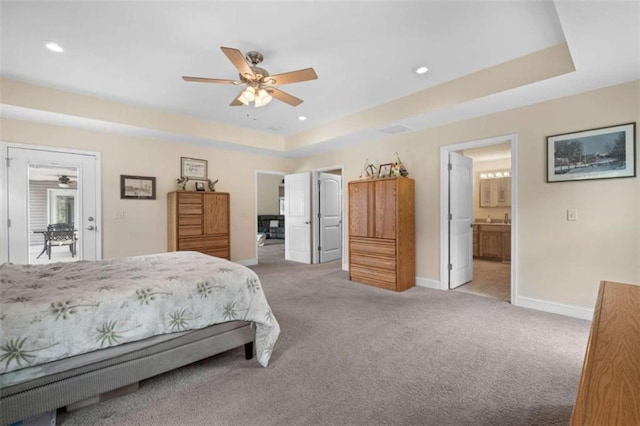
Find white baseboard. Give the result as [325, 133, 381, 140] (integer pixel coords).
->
[342, 262, 349, 271]
[416, 276, 441, 290]
[236, 258, 257, 266]
[516, 296, 594, 320]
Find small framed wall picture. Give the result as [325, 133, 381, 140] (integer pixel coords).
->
[195, 182, 205, 192]
[181, 157, 208, 180]
[378, 163, 393, 178]
[120, 175, 156, 200]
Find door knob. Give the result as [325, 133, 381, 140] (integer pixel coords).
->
[305, 221, 311, 224]
[85, 225, 95, 231]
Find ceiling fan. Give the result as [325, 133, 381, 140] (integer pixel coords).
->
[182, 47, 318, 108]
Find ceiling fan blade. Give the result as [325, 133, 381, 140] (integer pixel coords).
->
[269, 88, 304, 106]
[182, 76, 238, 84]
[220, 46, 255, 79]
[266, 68, 318, 86]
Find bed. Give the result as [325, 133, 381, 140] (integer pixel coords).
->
[0, 251, 280, 424]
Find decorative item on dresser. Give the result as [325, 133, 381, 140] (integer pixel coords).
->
[167, 191, 230, 259]
[348, 176, 415, 291]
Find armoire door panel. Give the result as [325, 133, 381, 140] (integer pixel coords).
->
[373, 179, 396, 239]
[348, 181, 370, 237]
[203, 194, 229, 235]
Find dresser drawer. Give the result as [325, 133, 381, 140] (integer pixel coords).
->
[178, 193, 202, 204]
[199, 248, 230, 260]
[350, 237, 395, 257]
[350, 271, 396, 291]
[178, 235, 229, 250]
[351, 253, 396, 272]
[178, 225, 202, 237]
[350, 264, 396, 286]
[178, 215, 202, 226]
[178, 205, 202, 215]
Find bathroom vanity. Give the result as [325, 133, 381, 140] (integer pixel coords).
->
[473, 223, 510, 261]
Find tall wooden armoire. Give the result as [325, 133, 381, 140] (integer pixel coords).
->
[167, 191, 230, 260]
[348, 177, 415, 291]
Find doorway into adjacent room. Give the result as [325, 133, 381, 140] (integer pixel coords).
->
[255, 171, 286, 265]
[440, 135, 517, 304]
[452, 143, 512, 301]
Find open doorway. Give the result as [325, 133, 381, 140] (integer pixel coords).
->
[452, 143, 512, 301]
[255, 171, 286, 265]
[440, 134, 518, 305]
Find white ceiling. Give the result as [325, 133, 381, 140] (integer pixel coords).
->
[1, 1, 638, 154]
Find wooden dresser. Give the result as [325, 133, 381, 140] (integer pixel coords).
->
[348, 177, 415, 292]
[167, 191, 230, 260]
[571, 281, 640, 425]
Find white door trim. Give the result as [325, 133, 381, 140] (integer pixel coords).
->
[254, 169, 287, 265]
[439, 134, 518, 305]
[311, 165, 344, 268]
[0, 142, 102, 263]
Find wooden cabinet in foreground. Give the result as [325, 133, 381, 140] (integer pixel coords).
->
[348, 177, 415, 292]
[571, 281, 640, 425]
[168, 191, 230, 260]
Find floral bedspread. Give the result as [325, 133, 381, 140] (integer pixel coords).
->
[0, 251, 280, 375]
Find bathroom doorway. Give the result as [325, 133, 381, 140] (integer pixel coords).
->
[440, 135, 517, 304]
[455, 142, 512, 301]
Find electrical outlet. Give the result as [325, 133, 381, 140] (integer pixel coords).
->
[567, 209, 578, 221]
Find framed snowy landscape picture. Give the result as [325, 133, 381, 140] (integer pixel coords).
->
[547, 122, 636, 183]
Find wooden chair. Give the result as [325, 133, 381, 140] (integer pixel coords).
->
[46, 223, 77, 260]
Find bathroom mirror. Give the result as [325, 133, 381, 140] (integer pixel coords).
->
[479, 171, 511, 207]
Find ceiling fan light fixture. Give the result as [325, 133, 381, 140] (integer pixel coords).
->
[240, 86, 256, 103]
[254, 89, 272, 108]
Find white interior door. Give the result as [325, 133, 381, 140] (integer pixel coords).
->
[5, 146, 100, 264]
[285, 172, 311, 264]
[318, 172, 342, 263]
[449, 151, 473, 288]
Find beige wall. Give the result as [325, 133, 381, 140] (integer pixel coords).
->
[0, 119, 293, 262]
[257, 174, 284, 215]
[295, 80, 640, 309]
[471, 157, 512, 221]
[1, 80, 638, 311]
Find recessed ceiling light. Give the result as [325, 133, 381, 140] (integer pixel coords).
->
[413, 66, 429, 75]
[45, 41, 64, 53]
[298, 116, 307, 121]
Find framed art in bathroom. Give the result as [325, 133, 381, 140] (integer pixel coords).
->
[547, 122, 636, 183]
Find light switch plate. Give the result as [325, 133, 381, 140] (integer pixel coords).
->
[567, 209, 578, 221]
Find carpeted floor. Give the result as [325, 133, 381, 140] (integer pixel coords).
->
[58, 254, 590, 425]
